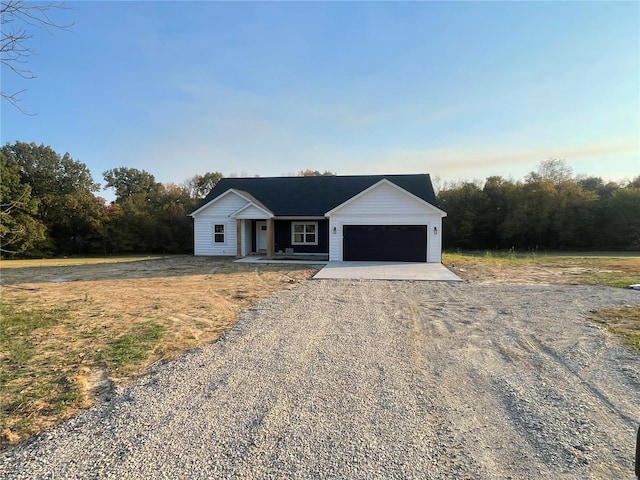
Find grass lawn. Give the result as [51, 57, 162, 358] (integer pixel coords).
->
[0, 256, 319, 446]
[0, 252, 638, 447]
[442, 251, 640, 288]
[0, 255, 164, 268]
[589, 307, 640, 353]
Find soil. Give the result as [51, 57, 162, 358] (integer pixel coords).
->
[1, 257, 319, 364]
[443, 255, 640, 286]
[1, 254, 638, 475]
[0, 279, 638, 479]
[0, 256, 319, 442]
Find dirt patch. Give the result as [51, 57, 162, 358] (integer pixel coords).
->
[443, 254, 640, 286]
[1, 253, 637, 449]
[1, 281, 638, 479]
[0, 256, 319, 445]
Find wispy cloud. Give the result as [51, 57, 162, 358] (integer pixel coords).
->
[374, 141, 638, 171]
[317, 140, 639, 182]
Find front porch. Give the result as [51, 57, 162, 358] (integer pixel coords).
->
[234, 254, 329, 265]
[234, 218, 329, 259]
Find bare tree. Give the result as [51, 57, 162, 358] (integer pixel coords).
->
[1, 0, 71, 113]
[181, 172, 223, 200]
[527, 158, 573, 186]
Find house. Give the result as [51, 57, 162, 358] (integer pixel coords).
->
[189, 174, 446, 263]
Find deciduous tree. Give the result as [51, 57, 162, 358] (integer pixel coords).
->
[2, 141, 103, 254]
[103, 167, 161, 203]
[181, 172, 223, 201]
[0, 151, 46, 254]
[438, 161, 640, 251]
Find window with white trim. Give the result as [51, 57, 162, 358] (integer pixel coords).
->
[213, 224, 225, 243]
[291, 222, 318, 245]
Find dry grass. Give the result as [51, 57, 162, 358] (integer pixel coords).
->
[1, 252, 638, 447]
[0, 256, 319, 446]
[589, 306, 640, 352]
[443, 252, 640, 288]
[444, 251, 640, 358]
[1, 255, 164, 268]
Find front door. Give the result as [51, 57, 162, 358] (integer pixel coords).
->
[256, 221, 267, 252]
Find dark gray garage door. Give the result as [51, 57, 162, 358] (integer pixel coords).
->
[343, 225, 427, 262]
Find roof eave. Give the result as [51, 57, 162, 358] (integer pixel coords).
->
[325, 178, 446, 216]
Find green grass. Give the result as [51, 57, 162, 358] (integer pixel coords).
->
[590, 307, 640, 352]
[52, 377, 82, 414]
[0, 303, 77, 433]
[0, 303, 70, 384]
[0, 302, 165, 444]
[581, 273, 640, 289]
[105, 322, 165, 372]
[0, 303, 68, 336]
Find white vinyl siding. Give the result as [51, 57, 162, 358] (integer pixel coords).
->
[193, 192, 247, 256]
[327, 182, 444, 263]
[234, 204, 271, 220]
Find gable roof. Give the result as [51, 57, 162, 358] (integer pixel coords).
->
[232, 189, 272, 215]
[192, 174, 439, 217]
[325, 178, 446, 216]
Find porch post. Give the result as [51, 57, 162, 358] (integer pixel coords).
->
[266, 218, 275, 258]
[236, 219, 242, 257]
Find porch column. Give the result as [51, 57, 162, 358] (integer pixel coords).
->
[266, 218, 275, 258]
[236, 219, 242, 257]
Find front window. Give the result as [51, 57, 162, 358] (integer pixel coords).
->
[214, 224, 225, 243]
[291, 222, 318, 245]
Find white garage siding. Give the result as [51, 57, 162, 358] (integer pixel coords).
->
[327, 181, 445, 263]
[193, 192, 248, 256]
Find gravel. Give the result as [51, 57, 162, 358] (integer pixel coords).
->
[1, 281, 639, 479]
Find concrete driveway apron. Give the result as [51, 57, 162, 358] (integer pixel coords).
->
[313, 262, 462, 281]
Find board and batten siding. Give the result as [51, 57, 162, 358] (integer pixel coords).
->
[327, 181, 444, 263]
[193, 192, 249, 256]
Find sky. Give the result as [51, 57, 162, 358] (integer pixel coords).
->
[1, 0, 638, 201]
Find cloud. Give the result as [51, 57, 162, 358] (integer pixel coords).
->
[362, 140, 637, 170]
[313, 140, 639, 183]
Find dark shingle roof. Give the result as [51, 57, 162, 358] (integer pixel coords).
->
[193, 174, 438, 216]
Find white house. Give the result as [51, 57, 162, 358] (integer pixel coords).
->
[190, 174, 447, 263]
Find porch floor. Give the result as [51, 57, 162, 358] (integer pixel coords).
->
[234, 257, 329, 265]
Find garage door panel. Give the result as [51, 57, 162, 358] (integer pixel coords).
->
[343, 225, 427, 262]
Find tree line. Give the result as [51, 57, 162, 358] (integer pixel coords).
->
[1, 142, 222, 256]
[0, 142, 339, 257]
[1, 143, 638, 257]
[438, 159, 640, 251]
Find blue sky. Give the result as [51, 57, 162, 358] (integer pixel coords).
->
[1, 1, 638, 200]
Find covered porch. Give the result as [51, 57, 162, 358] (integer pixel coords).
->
[234, 218, 330, 259]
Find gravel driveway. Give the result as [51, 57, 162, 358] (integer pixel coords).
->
[1, 281, 639, 479]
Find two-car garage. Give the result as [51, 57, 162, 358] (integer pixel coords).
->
[325, 178, 446, 264]
[342, 225, 427, 262]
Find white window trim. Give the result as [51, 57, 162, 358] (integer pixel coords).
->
[291, 221, 318, 246]
[213, 223, 225, 244]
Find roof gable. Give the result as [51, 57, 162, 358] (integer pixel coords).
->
[231, 202, 273, 219]
[192, 174, 441, 217]
[190, 188, 260, 217]
[325, 178, 446, 216]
